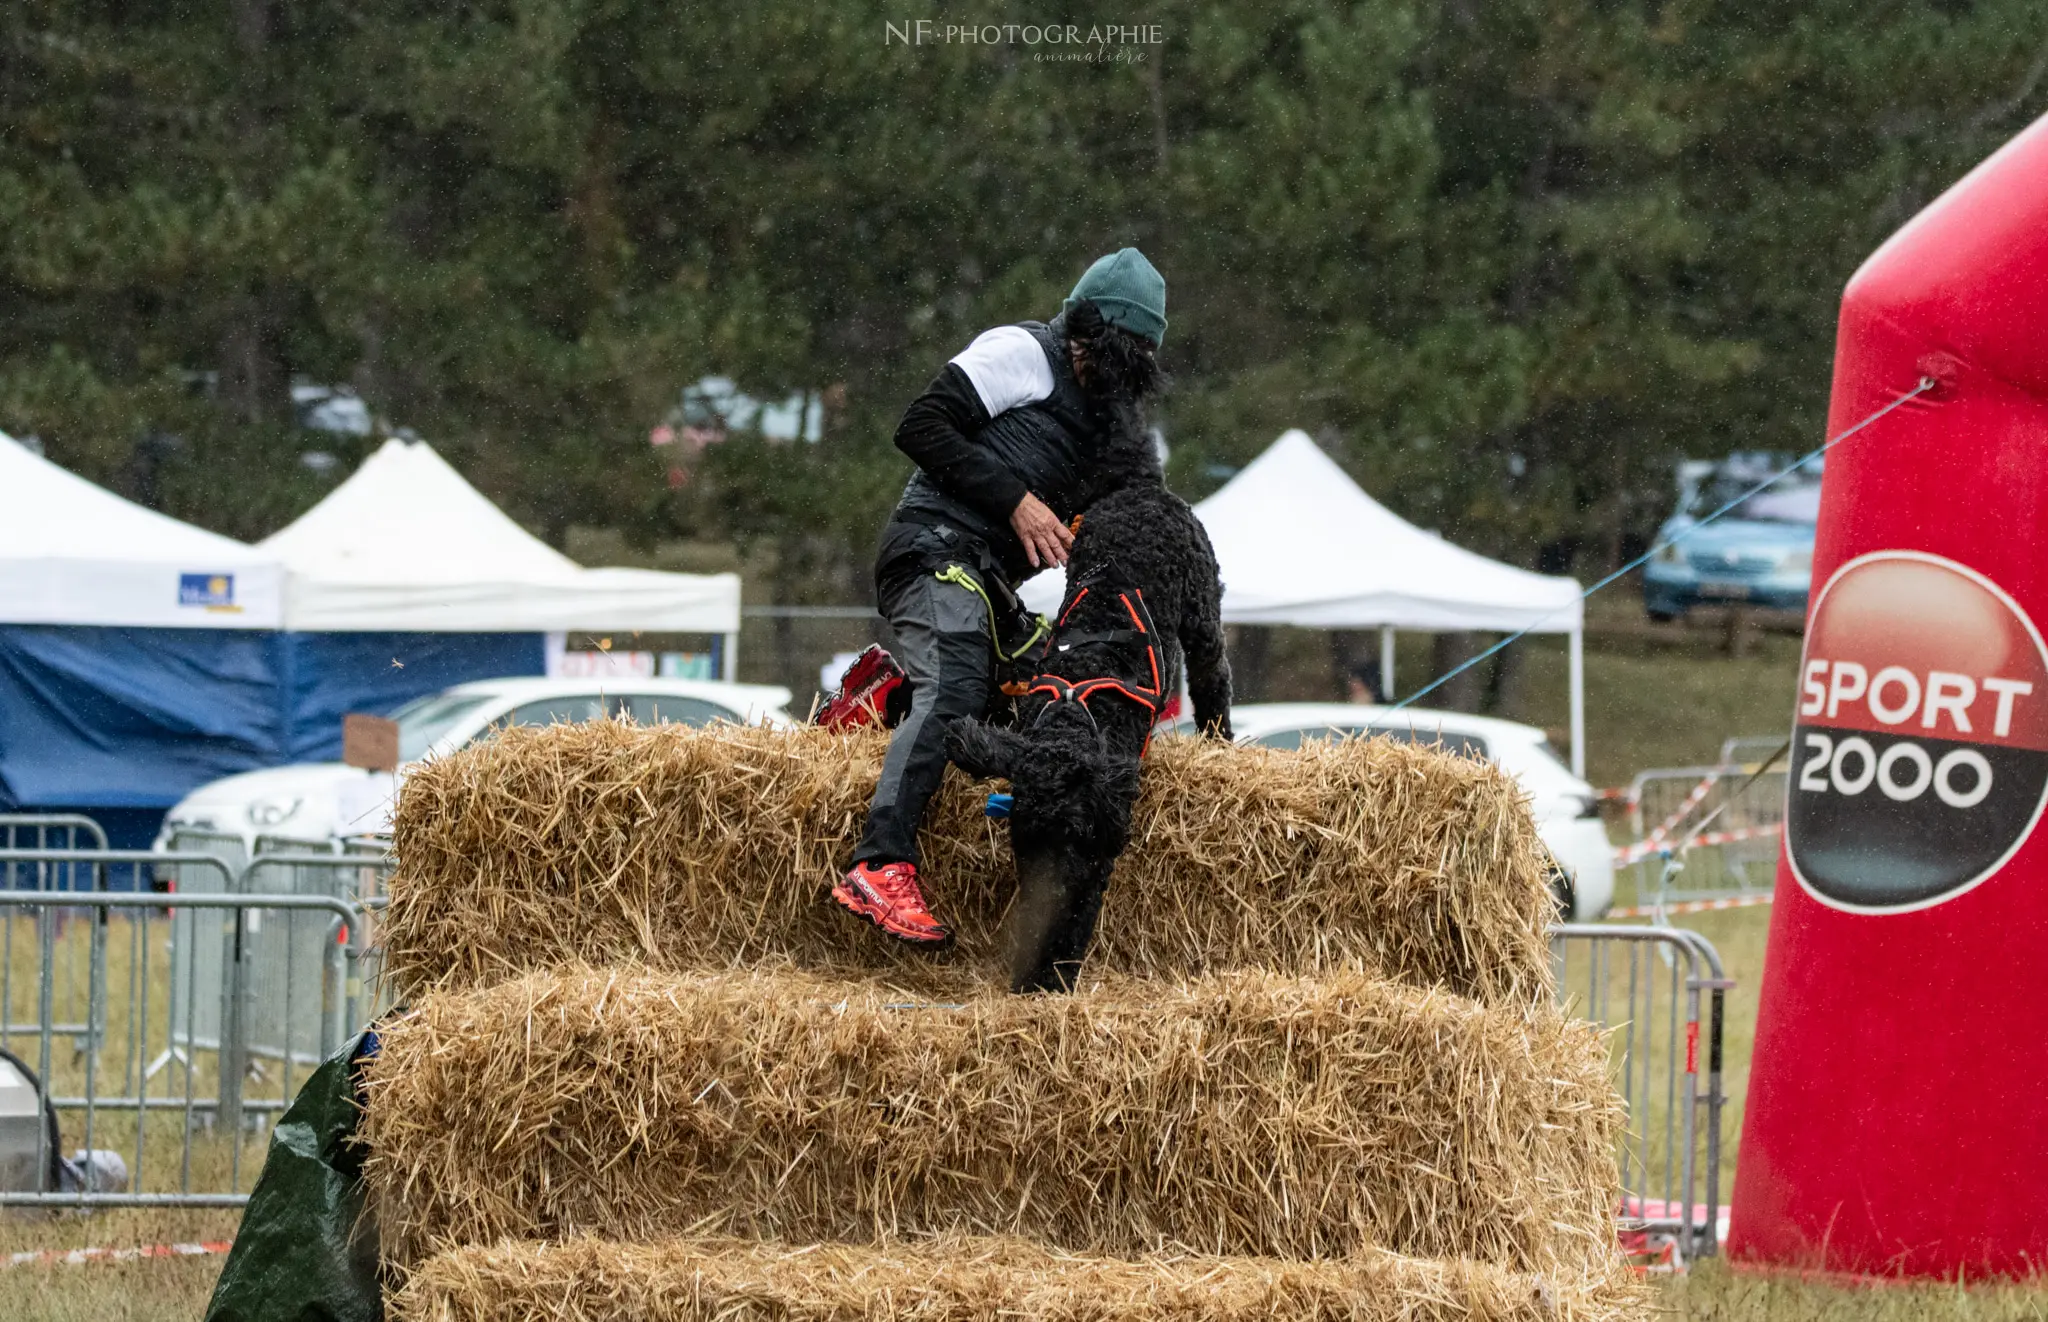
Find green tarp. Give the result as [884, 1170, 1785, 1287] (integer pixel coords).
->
[204, 1030, 383, 1322]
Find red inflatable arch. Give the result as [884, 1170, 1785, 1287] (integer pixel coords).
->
[1730, 112, 2048, 1277]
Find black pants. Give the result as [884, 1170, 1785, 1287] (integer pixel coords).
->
[852, 522, 1009, 868]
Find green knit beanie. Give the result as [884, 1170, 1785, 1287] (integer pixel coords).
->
[1063, 247, 1167, 347]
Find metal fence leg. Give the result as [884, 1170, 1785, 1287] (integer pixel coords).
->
[132, 912, 150, 1194]
[85, 891, 109, 1058]
[219, 908, 248, 1148]
[34, 902, 57, 1192]
[79, 905, 106, 1187]
[1, 886, 13, 1053]
[1703, 976, 1731, 1257]
[1680, 961, 1703, 1260]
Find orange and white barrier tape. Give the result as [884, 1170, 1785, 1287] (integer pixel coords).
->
[1615, 820, 1780, 868]
[2, 1241, 231, 1270]
[1608, 893, 1775, 920]
[1636, 770, 1723, 852]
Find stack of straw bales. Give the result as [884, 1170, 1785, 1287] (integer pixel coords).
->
[364, 720, 1645, 1320]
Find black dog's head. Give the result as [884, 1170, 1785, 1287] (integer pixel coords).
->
[947, 704, 1141, 858]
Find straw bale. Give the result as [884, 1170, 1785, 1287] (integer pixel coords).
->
[389, 1235, 1651, 1322]
[362, 965, 1623, 1274]
[380, 722, 1554, 1004]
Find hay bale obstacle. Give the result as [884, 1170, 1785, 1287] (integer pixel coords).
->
[361, 965, 1621, 1273]
[389, 1235, 1648, 1322]
[361, 718, 1640, 1318]
[380, 722, 1555, 1005]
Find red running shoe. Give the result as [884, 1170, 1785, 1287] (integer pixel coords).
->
[832, 861, 953, 946]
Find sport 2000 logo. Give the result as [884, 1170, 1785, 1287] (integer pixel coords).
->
[1787, 550, 2048, 913]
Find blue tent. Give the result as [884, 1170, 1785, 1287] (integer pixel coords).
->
[0, 626, 538, 847]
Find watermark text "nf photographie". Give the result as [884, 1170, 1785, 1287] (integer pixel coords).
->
[885, 21, 1164, 47]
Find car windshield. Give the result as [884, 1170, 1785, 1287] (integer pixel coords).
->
[394, 693, 496, 762]
[1691, 459, 1821, 524]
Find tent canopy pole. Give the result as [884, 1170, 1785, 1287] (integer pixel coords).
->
[1378, 627, 1395, 701]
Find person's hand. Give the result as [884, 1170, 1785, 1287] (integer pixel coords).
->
[1010, 491, 1074, 568]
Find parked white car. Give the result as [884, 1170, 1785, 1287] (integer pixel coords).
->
[156, 676, 794, 852]
[1183, 703, 1614, 920]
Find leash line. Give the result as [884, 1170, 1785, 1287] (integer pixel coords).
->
[1386, 377, 1939, 713]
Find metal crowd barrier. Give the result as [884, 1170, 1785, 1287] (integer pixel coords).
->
[1621, 762, 1786, 911]
[161, 832, 393, 1066]
[1550, 922, 1730, 1265]
[0, 856, 369, 1208]
[1, 822, 133, 1053]
[1, 814, 111, 853]
[239, 851, 396, 1049]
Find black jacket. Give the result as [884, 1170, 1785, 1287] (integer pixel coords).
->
[890, 315, 1112, 583]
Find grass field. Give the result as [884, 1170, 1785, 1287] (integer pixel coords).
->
[9, 1223, 2048, 1322]
[1665, 1259, 2048, 1319]
[9, 612, 2046, 1319]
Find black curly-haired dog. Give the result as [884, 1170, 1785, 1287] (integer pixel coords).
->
[947, 307, 1232, 993]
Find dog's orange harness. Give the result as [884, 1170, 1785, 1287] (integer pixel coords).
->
[1026, 585, 1166, 752]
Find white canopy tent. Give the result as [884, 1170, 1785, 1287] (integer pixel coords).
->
[0, 430, 282, 628]
[260, 438, 744, 673]
[1023, 430, 1589, 773]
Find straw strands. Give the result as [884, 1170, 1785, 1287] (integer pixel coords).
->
[389, 1235, 1651, 1322]
[361, 964, 1623, 1274]
[380, 722, 1555, 1004]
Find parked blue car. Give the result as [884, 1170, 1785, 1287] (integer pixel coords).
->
[1643, 455, 1819, 621]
